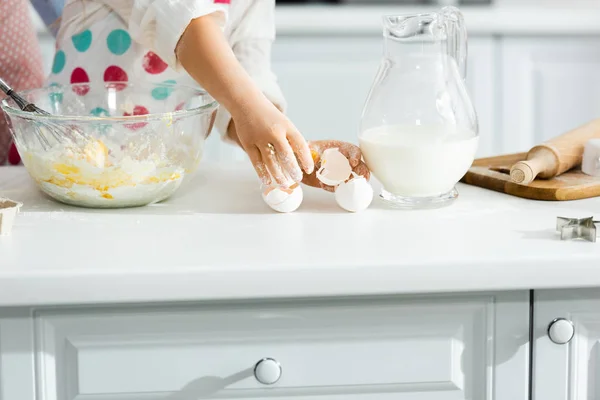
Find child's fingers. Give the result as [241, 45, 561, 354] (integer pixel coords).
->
[260, 145, 287, 185]
[336, 142, 362, 168]
[288, 130, 314, 174]
[320, 183, 336, 193]
[273, 138, 303, 182]
[301, 171, 320, 188]
[301, 172, 335, 192]
[247, 146, 271, 185]
[353, 161, 371, 180]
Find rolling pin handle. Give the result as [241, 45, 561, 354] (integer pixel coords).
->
[510, 147, 557, 185]
[510, 161, 536, 185]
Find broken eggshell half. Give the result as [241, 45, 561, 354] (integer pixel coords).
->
[316, 148, 353, 186]
[315, 148, 373, 212]
[0, 198, 23, 236]
[335, 174, 373, 212]
[262, 182, 303, 213]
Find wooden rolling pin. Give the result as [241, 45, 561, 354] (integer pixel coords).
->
[510, 119, 600, 184]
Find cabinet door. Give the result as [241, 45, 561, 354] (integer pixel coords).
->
[272, 36, 497, 156]
[0, 309, 37, 400]
[33, 293, 529, 400]
[501, 38, 600, 154]
[533, 289, 600, 400]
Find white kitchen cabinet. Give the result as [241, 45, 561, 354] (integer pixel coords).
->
[28, 293, 528, 400]
[272, 36, 381, 143]
[272, 36, 497, 156]
[464, 37, 497, 157]
[0, 309, 37, 400]
[501, 37, 600, 154]
[533, 289, 600, 400]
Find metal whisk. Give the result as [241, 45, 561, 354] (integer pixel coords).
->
[0, 77, 90, 149]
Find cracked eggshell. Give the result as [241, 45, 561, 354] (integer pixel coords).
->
[262, 184, 303, 213]
[316, 148, 352, 187]
[0, 198, 23, 236]
[334, 177, 373, 212]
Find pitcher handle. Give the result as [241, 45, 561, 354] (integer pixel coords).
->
[441, 6, 468, 81]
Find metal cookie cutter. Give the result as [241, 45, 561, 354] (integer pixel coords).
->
[556, 217, 600, 242]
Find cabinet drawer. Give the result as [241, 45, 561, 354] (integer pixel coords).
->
[533, 289, 600, 400]
[34, 294, 528, 400]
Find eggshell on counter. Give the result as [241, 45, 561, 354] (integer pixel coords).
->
[262, 184, 303, 213]
[334, 177, 373, 212]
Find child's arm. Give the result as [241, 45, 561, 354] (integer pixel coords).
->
[216, 0, 286, 145]
[216, 2, 371, 191]
[176, 15, 313, 185]
[101, 0, 313, 185]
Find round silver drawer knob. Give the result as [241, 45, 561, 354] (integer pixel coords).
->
[548, 318, 575, 344]
[254, 358, 282, 385]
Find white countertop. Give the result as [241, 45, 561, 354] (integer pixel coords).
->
[31, 5, 600, 37]
[1, 163, 600, 307]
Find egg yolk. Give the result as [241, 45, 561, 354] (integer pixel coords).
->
[311, 149, 319, 162]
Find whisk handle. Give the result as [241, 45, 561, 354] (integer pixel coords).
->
[0, 77, 14, 97]
[0, 77, 36, 112]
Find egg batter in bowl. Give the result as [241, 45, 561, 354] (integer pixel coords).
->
[22, 138, 186, 208]
[1, 82, 217, 208]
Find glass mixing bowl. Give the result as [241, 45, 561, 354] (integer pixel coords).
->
[1, 82, 218, 208]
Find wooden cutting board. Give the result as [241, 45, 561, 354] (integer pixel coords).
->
[460, 153, 600, 201]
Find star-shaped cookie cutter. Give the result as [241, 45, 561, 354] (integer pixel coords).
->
[556, 217, 600, 242]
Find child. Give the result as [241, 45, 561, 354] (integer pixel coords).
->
[8, 0, 369, 190]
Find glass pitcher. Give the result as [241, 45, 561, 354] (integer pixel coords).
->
[358, 7, 478, 209]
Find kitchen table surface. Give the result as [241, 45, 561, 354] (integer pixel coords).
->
[0, 163, 599, 307]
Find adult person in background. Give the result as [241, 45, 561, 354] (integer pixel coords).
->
[0, 0, 46, 165]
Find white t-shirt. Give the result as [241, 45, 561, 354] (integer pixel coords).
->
[56, 0, 285, 138]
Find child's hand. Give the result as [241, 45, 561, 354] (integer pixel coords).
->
[228, 100, 313, 186]
[302, 140, 371, 192]
[177, 15, 313, 186]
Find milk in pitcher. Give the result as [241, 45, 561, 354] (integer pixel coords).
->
[359, 125, 478, 198]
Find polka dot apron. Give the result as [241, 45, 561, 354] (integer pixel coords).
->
[47, 11, 204, 114]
